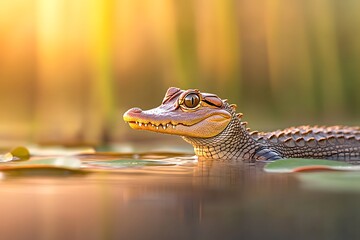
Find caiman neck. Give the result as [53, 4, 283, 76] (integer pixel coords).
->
[182, 112, 261, 160]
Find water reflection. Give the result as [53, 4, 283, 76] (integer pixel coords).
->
[0, 154, 360, 239]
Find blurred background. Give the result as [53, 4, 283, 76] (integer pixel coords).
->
[0, 0, 359, 146]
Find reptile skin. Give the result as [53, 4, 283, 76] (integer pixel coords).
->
[124, 87, 360, 161]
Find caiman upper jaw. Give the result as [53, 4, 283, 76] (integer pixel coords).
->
[123, 104, 232, 138]
[123, 107, 180, 130]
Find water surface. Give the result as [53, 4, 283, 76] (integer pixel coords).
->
[0, 149, 360, 240]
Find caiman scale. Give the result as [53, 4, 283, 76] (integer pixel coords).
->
[123, 87, 360, 161]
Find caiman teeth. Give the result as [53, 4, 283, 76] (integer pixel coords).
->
[130, 120, 178, 130]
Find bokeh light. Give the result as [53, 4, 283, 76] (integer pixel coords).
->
[0, 0, 359, 145]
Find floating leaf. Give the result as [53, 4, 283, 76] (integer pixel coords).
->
[0, 157, 82, 170]
[27, 145, 95, 156]
[97, 144, 194, 155]
[85, 159, 176, 169]
[264, 158, 360, 173]
[298, 172, 360, 192]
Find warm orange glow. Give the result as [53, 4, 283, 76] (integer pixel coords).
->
[0, 0, 359, 144]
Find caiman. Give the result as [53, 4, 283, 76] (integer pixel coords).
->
[123, 87, 360, 161]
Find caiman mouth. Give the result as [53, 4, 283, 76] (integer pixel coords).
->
[124, 112, 220, 130]
[124, 109, 231, 138]
[126, 120, 188, 130]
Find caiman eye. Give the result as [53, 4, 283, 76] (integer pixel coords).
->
[183, 93, 200, 108]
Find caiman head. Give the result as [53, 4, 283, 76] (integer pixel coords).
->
[123, 87, 234, 138]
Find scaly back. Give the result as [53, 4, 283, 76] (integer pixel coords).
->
[252, 125, 360, 160]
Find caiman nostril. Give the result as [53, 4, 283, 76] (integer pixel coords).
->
[123, 107, 143, 121]
[129, 107, 142, 113]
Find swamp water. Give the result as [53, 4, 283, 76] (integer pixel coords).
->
[0, 146, 360, 240]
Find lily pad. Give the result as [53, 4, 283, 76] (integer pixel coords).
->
[0, 157, 82, 170]
[264, 158, 360, 173]
[298, 172, 360, 192]
[27, 145, 95, 156]
[85, 159, 176, 169]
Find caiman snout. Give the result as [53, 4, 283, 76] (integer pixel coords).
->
[123, 107, 143, 122]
